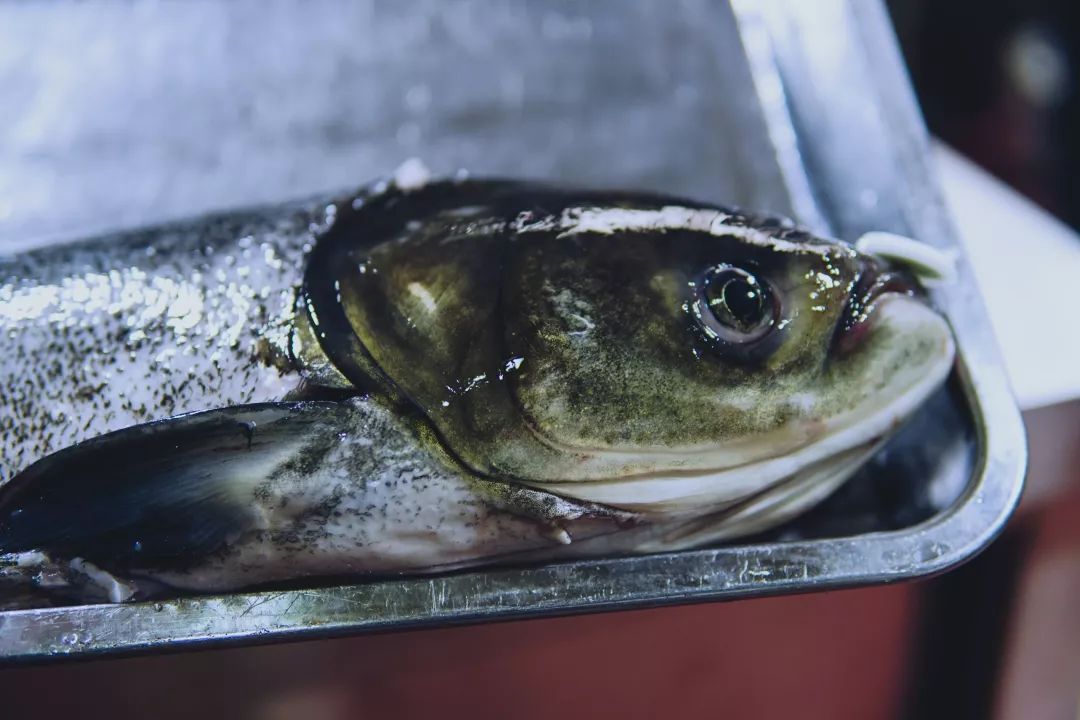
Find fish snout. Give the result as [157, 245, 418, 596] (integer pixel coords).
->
[832, 254, 921, 356]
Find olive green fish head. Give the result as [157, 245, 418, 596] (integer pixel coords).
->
[304, 180, 955, 512]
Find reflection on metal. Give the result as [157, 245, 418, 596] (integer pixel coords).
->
[0, 0, 1025, 661]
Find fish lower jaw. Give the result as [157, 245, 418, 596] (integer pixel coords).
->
[635, 438, 885, 552]
[524, 296, 955, 524]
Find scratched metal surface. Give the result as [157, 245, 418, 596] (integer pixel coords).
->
[0, 0, 793, 254]
[0, 0, 1025, 660]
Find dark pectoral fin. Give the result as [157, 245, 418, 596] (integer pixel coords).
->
[0, 402, 347, 571]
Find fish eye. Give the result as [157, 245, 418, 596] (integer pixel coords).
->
[692, 265, 777, 348]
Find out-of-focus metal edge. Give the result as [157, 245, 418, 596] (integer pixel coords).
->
[0, 0, 1026, 662]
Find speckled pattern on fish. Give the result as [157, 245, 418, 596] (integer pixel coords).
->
[0, 199, 330, 483]
[0, 178, 957, 603]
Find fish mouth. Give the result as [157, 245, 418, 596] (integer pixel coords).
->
[832, 253, 921, 356]
[524, 294, 955, 515]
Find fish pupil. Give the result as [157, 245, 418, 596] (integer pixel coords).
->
[704, 269, 766, 332]
[721, 277, 764, 330]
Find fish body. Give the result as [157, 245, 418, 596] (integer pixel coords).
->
[0, 176, 955, 603]
[0, 203, 316, 481]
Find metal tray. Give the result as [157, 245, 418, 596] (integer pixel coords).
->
[0, 0, 1025, 660]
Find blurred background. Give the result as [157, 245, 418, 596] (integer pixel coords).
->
[892, 0, 1080, 229]
[889, 2, 1080, 718]
[0, 1, 1078, 718]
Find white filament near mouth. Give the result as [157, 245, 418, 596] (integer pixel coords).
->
[855, 231, 959, 285]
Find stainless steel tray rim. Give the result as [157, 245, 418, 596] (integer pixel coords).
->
[0, 0, 1027, 661]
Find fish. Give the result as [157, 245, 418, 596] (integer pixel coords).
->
[0, 172, 956, 603]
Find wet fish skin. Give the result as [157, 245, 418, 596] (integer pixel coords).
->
[0, 177, 955, 602]
[0, 398, 631, 601]
[0, 199, 327, 483]
[0, 185, 642, 601]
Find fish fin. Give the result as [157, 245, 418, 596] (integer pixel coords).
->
[0, 402, 347, 572]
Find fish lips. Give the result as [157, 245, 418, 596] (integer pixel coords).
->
[832, 255, 923, 356]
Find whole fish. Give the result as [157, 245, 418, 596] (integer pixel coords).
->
[0, 174, 955, 603]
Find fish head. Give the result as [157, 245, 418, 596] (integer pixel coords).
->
[306, 181, 955, 512]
